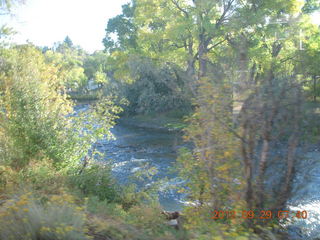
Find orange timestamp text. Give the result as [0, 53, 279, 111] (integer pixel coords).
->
[211, 210, 308, 220]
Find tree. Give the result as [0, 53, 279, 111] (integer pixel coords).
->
[64, 36, 73, 48]
[226, 2, 317, 217]
[295, 24, 320, 101]
[45, 39, 89, 92]
[84, 51, 109, 82]
[302, 0, 320, 13]
[103, 2, 196, 114]
[103, 2, 137, 53]
[0, 45, 74, 169]
[103, 1, 318, 234]
[132, 0, 317, 232]
[0, 44, 121, 171]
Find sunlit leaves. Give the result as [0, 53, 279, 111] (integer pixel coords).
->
[44, 47, 88, 91]
[0, 45, 121, 170]
[0, 45, 74, 168]
[103, 3, 137, 53]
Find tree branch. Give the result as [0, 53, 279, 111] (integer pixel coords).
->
[171, 0, 189, 18]
[207, 39, 227, 52]
[216, 0, 235, 27]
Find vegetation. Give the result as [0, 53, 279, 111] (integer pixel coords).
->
[0, 0, 320, 239]
[0, 43, 180, 240]
[102, 0, 320, 238]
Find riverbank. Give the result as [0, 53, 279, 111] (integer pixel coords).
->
[118, 111, 188, 132]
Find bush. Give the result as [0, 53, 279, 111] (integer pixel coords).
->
[0, 45, 75, 169]
[0, 193, 89, 240]
[86, 196, 127, 219]
[16, 159, 67, 195]
[121, 56, 192, 115]
[69, 162, 152, 210]
[0, 45, 119, 171]
[69, 163, 121, 203]
[0, 165, 18, 191]
[86, 199, 179, 240]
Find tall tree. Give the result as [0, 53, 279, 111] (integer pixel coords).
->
[63, 35, 74, 48]
[103, 2, 137, 53]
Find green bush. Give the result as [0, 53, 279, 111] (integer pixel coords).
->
[121, 56, 192, 115]
[17, 159, 66, 195]
[69, 163, 152, 211]
[0, 45, 76, 169]
[86, 197, 128, 220]
[86, 198, 180, 240]
[0, 45, 120, 172]
[69, 163, 121, 203]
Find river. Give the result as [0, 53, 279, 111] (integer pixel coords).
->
[93, 118, 187, 211]
[76, 104, 320, 239]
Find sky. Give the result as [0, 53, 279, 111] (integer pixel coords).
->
[1, 0, 319, 53]
[2, 0, 130, 53]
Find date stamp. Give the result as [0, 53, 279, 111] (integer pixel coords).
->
[211, 210, 308, 220]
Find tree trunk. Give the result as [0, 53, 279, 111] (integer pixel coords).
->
[313, 75, 317, 102]
[198, 40, 208, 78]
[276, 90, 301, 210]
[256, 137, 270, 209]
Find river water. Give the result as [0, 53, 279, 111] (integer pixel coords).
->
[76, 104, 320, 239]
[94, 119, 187, 211]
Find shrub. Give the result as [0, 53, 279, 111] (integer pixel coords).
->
[122, 56, 192, 115]
[0, 45, 76, 169]
[86, 200, 179, 240]
[69, 163, 121, 203]
[86, 196, 127, 219]
[16, 159, 67, 195]
[126, 204, 168, 235]
[0, 45, 120, 171]
[0, 165, 18, 191]
[0, 193, 89, 240]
